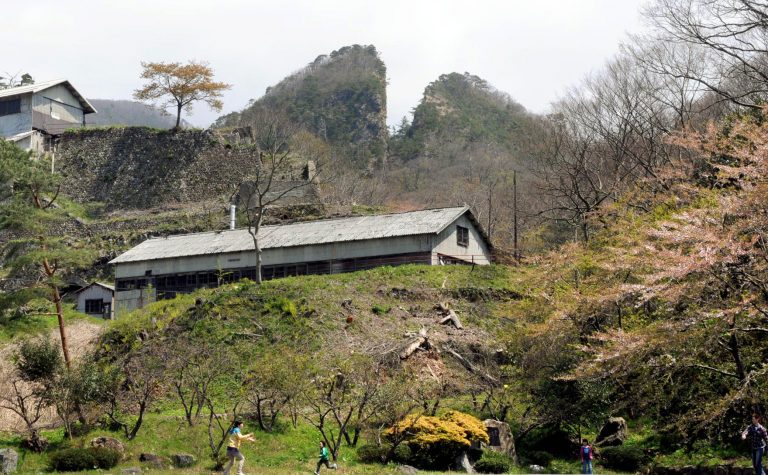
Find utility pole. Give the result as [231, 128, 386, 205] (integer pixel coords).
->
[513, 170, 519, 263]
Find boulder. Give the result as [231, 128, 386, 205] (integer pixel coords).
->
[454, 451, 474, 473]
[399, 466, 419, 475]
[595, 416, 628, 447]
[482, 419, 517, 463]
[171, 453, 196, 468]
[91, 436, 126, 460]
[0, 449, 18, 475]
[139, 453, 167, 469]
[121, 468, 141, 475]
[529, 465, 546, 473]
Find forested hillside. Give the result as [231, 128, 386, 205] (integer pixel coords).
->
[378, 72, 541, 253]
[389, 72, 533, 161]
[215, 44, 388, 167]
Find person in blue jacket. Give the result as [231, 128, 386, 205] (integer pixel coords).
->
[580, 438, 594, 474]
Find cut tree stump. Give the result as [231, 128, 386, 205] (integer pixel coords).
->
[400, 328, 430, 360]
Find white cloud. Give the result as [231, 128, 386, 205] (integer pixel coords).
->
[2, 0, 647, 127]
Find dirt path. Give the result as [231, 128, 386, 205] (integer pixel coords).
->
[0, 319, 104, 431]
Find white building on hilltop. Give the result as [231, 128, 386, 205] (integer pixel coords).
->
[0, 79, 96, 153]
[110, 206, 492, 315]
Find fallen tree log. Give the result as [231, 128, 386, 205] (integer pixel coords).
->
[439, 310, 463, 329]
[443, 346, 498, 384]
[436, 302, 463, 329]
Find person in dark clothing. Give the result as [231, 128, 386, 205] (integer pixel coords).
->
[742, 413, 768, 475]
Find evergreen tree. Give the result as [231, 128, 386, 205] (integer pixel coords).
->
[0, 140, 93, 368]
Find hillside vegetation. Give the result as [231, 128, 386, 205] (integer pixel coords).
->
[389, 72, 533, 162]
[382, 72, 541, 250]
[215, 44, 388, 167]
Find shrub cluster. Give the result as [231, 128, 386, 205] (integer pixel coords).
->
[474, 450, 513, 473]
[357, 443, 412, 464]
[600, 445, 648, 471]
[522, 450, 553, 467]
[48, 447, 120, 471]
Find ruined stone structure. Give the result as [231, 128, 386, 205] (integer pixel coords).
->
[56, 127, 318, 210]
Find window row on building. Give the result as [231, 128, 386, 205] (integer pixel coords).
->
[115, 252, 436, 299]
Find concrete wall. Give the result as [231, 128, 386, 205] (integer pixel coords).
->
[76, 285, 114, 319]
[432, 214, 492, 265]
[115, 234, 436, 279]
[0, 93, 32, 137]
[115, 288, 156, 317]
[10, 131, 50, 154]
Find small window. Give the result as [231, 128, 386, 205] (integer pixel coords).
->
[0, 98, 21, 117]
[84, 299, 103, 314]
[457, 226, 469, 247]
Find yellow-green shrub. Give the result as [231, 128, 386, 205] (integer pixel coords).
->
[384, 411, 488, 469]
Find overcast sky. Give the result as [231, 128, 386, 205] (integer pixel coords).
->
[3, 0, 648, 128]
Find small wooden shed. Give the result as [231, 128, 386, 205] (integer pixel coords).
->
[73, 282, 114, 319]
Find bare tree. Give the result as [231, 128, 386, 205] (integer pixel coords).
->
[243, 349, 309, 432]
[644, 0, 768, 109]
[238, 112, 322, 283]
[0, 72, 33, 89]
[168, 340, 230, 426]
[301, 357, 389, 460]
[102, 352, 166, 440]
[0, 377, 49, 452]
[206, 398, 242, 468]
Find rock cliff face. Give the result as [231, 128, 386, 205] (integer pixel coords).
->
[216, 44, 388, 167]
[57, 127, 315, 210]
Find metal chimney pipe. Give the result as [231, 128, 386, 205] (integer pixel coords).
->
[230, 204, 236, 230]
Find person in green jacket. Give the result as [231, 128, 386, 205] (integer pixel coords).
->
[314, 441, 337, 474]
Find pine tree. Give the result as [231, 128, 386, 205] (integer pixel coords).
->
[0, 140, 93, 368]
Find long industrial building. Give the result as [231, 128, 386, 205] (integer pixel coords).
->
[110, 206, 492, 315]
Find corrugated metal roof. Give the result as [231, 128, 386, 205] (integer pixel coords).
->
[110, 207, 470, 264]
[0, 79, 97, 114]
[74, 282, 115, 293]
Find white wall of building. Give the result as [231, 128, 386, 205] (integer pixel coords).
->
[32, 85, 84, 123]
[0, 94, 32, 137]
[432, 215, 492, 265]
[76, 285, 114, 319]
